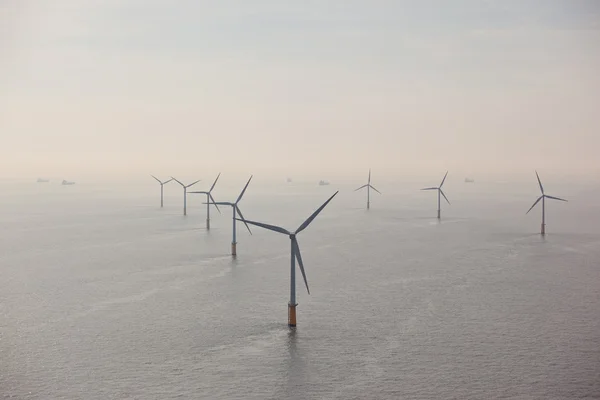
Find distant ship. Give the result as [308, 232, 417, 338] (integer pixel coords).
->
[37, 178, 49, 183]
[465, 178, 475, 183]
[286, 178, 292, 183]
[61, 180, 75, 185]
[318, 180, 330, 186]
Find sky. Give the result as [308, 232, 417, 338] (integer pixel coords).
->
[1, 0, 599, 183]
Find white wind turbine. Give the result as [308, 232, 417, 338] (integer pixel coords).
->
[150, 175, 173, 208]
[526, 171, 567, 235]
[208, 175, 253, 256]
[188, 173, 221, 230]
[421, 171, 450, 219]
[171, 177, 201, 216]
[236, 191, 338, 327]
[354, 168, 381, 209]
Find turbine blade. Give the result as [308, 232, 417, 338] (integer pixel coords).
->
[354, 184, 368, 191]
[235, 218, 290, 235]
[186, 179, 201, 188]
[188, 191, 208, 194]
[293, 238, 310, 295]
[209, 193, 221, 213]
[526, 196, 543, 214]
[369, 185, 381, 194]
[535, 171, 544, 194]
[209, 172, 221, 192]
[171, 177, 184, 187]
[235, 205, 252, 235]
[295, 191, 339, 234]
[440, 171, 448, 187]
[421, 187, 438, 191]
[368, 168, 371, 184]
[163, 178, 174, 184]
[236, 175, 253, 204]
[151, 175, 161, 184]
[205, 201, 232, 206]
[545, 195, 568, 202]
[440, 189, 450, 204]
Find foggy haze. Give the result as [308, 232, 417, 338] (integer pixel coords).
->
[1, 0, 599, 182]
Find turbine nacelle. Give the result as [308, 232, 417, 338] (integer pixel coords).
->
[151, 175, 174, 186]
[171, 177, 201, 189]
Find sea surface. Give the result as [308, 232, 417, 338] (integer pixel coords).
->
[1, 178, 599, 399]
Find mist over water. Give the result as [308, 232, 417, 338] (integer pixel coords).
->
[1, 179, 599, 399]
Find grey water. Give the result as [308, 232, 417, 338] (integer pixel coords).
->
[1, 179, 599, 399]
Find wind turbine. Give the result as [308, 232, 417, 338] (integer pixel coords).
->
[421, 171, 450, 219]
[354, 168, 381, 209]
[236, 191, 338, 328]
[188, 173, 221, 229]
[526, 171, 567, 235]
[150, 175, 173, 208]
[208, 175, 253, 256]
[171, 177, 201, 216]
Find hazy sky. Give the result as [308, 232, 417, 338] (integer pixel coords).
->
[2, 0, 599, 182]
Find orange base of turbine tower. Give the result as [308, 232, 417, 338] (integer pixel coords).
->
[288, 303, 297, 327]
[231, 243, 237, 256]
[541, 223, 545, 235]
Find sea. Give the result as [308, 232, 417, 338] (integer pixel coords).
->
[1, 178, 599, 399]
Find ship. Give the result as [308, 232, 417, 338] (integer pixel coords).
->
[318, 180, 330, 186]
[464, 178, 475, 183]
[286, 178, 292, 183]
[36, 178, 49, 183]
[62, 180, 75, 185]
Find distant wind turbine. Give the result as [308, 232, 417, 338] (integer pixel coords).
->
[150, 175, 173, 208]
[188, 173, 221, 230]
[171, 177, 201, 216]
[421, 171, 450, 219]
[208, 175, 253, 256]
[526, 171, 567, 235]
[354, 168, 381, 209]
[236, 191, 338, 328]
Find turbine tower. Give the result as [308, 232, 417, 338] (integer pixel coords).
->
[208, 175, 253, 256]
[150, 175, 173, 208]
[354, 168, 381, 209]
[421, 171, 450, 219]
[188, 173, 221, 229]
[236, 191, 338, 328]
[171, 177, 201, 216]
[526, 171, 567, 235]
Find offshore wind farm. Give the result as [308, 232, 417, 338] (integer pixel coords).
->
[3, 1, 600, 399]
[2, 175, 597, 399]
